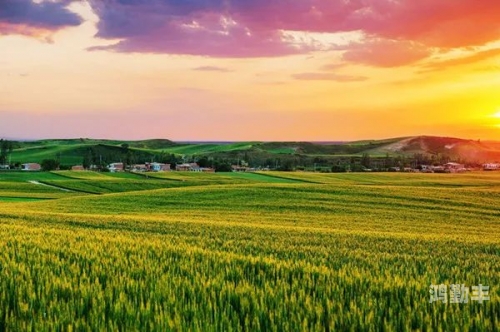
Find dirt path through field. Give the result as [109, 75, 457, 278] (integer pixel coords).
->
[28, 180, 73, 192]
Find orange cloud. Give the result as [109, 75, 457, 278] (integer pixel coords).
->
[342, 39, 431, 67]
[421, 48, 500, 72]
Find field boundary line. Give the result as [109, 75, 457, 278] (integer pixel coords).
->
[28, 180, 74, 192]
[35, 180, 101, 195]
[254, 172, 321, 183]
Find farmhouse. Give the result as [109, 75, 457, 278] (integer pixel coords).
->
[21, 163, 41, 171]
[232, 165, 248, 172]
[132, 164, 149, 172]
[150, 163, 170, 172]
[431, 166, 446, 173]
[176, 163, 198, 171]
[444, 162, 466, 173]
[0, 164, 10, 170]
[483, 163, 500, 171]
[108, 163, 124, 172]
[71, 165, 85, 171]
[420, 165, 433, 173]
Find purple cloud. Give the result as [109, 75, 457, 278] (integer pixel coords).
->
[0, 0, 82, 37]
[86, 0, 500, 65]
[5, 0, 500, 67]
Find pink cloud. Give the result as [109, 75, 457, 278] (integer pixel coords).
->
[356, 0, 500, 48]
[88, 5, 311, 57]
[5, 0, 500, 66]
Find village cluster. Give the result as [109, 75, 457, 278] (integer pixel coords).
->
[1, 161, 500, 173]
[1, 162, 262, 172]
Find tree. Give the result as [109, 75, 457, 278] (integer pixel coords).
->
[214, 160, 232, 172]
[277, 159, 294, 171]
[197, 156, 210, 168]
[0, 139, 13, 165]
[41, 159, 60, 171]
[82, 147, 95, 169]
[361, 153, 371, 169]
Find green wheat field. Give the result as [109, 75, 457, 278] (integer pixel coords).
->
[0, 171, 499, 331]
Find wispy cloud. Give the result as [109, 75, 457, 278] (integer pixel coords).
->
[193, 66, 232, 72]
[420, 48, 500, 72]
[342, 39, 431, 67]
[292, 72, 368, 82]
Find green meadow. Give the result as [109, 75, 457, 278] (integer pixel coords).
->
[0, 171, 499, 330]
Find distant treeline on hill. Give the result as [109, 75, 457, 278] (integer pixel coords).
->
[1, 136, 500, 172]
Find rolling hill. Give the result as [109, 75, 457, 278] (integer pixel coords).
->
[5, 135, 500, 166]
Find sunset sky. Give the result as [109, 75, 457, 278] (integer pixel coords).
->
[1, 0, 500, 141]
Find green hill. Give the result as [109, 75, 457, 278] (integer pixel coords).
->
[6, 136, 500, 167]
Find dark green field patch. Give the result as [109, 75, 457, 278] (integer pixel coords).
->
[0, 197, 52, 202]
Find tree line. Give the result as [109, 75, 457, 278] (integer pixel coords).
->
[0, 139, 483, 173]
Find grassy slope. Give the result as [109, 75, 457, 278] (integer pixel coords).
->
[260, 171, 500, 187]
[10, 143, 90, 165]
[159, 142, 255, 155]
[0, 171, 84, 199]
[8, 136, 440, 166]
[10, 141, 256, 165]
[0, 172, 499, 330]
[145, 171, 302, 184]
[10, 136, 500, 167]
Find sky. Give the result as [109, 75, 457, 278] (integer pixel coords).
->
[1, 0, 500, 141]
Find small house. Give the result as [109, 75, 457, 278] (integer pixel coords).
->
[420, 165, 433, 173]
[176, 163, 200, 172]
[483, 163, 500, 171]
[151, 163, 170, 172]
[444, 162, 466, 173]
[71, 165, 85, 171]
[108, 163, 124, 172]
[132, 164, 149, 172]
[21, 163, 41, 171]
[232, 165, 248, 172]
[432, 166, 446, 173]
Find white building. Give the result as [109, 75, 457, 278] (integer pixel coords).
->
[444, 162, 466, 173]
[484, 163, 500, 171]
[151, 163, 170, 172]
[108, 163, 124, 172]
